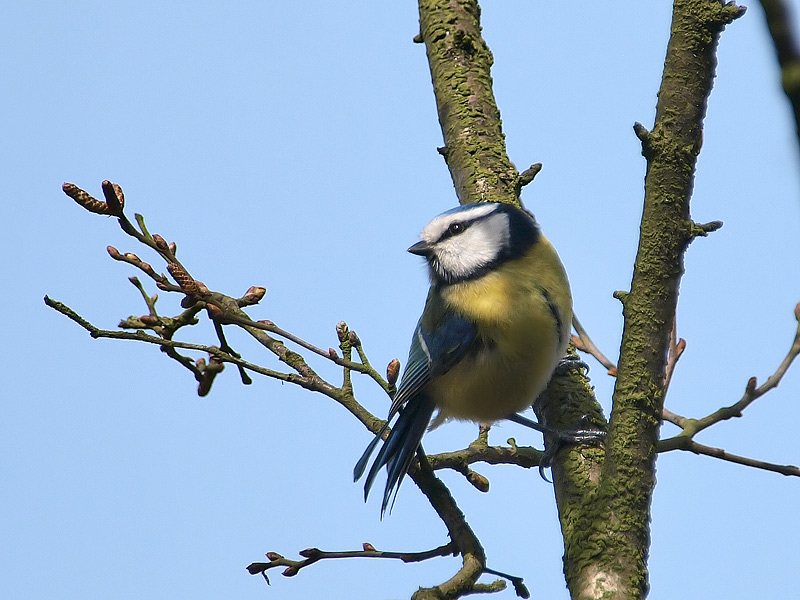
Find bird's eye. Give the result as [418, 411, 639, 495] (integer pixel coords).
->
[448, 222, 464, 235]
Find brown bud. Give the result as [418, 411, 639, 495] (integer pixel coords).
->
[746, 376, 757, 394]
[139, 262, 155, 276]
[298, 547, 320, 558]
[387, 358, 401, 386]
[206, 303, 224, 319]
[197, 360, 224, 397]
[197, 376, 212, 397]
[328, 348, 339, 359]
[257, 319, 275, 327]
[467, 470, 490, 493]
[140, 315, 159, 326]
[112, 183, 125, 206]
[195, 280, 210, 295]
[675, 338, 686, 354]
[265, 552, 282, 561]
[196, 358, 207, 369]
[362, 542, 376, 552]
[336, 321, 349, 343]
[348, 330, 361, 347]
[101, 180, 124, 215]
[168, 241, 177, 255]
[241, 286, 267, 306]
[107, 245, 122, 259]
[795, 301, 800, 322]
[124, 252, 141, 262]
[62, 182, 110, 215]
[152, 234, 168, 250]
[282, 566, 299, 577]
[180, 295, 198, 308]
[128, 276, 140, 286]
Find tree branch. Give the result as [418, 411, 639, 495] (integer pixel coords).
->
[591, 3, 746, 599]
[758, 0, 800, 151]
[246, 541, 457, 581]
[417, 0, 520, 205]
[659, 437, 800, 476]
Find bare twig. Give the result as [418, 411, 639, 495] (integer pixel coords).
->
[571, 315, 617, 376]
[246, 541, 457, 581]
[661, 407, 686, 428]
[221, 313, 392, 393]
[657, 303, 800, 476]
[662, 316, 686, 396]
[43, 296, 337, 396]
[659, 436, 800, 477]
[426, 424, 546, 492]
[662, 303, 800, 441]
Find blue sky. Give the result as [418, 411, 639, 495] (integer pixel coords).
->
[2, 2, 799, 599]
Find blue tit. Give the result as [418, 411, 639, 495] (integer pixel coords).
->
[354, 201, 573, 514]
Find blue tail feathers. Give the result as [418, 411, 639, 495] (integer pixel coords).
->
[353, 395, 436, 515]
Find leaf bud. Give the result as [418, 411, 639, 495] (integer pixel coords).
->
[387, 358, 401, 386]
[140, 315, 159, 326]
[467, 470, 490, 493]
[152, 234, 168, 250]
[336, 321, 349, 342]
[241, 286, 266, 305]
[101, 180, 124, 215]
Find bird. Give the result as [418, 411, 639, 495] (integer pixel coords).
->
[354, 201, 574, 514]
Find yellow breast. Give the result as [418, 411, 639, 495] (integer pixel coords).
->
[429, 236, 572, 424]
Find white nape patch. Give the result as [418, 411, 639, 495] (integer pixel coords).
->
[420, 205, 510, 282]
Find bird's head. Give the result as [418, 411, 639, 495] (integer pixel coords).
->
[409, 202, 540, 286]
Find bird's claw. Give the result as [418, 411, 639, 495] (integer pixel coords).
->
[538, 414, 605, 480]
[553, 354, 589, 377]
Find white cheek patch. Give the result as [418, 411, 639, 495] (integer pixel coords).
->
[432, 213, 510, 281]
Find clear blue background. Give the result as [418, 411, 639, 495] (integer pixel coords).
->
[2, 2, 798, 599]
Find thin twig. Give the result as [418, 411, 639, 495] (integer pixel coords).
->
[246, 542, 457, 581]
[222, 313, 391, 393]
[661, 407, 686, 428]
[662, 305, 800, 441]
[658, 437, 800, 477]
[662, 315, 686, 396]
[43, 296, 335, 395]
[571, 315, 617, 376]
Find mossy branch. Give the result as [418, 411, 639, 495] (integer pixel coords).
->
[590, 2, 745, 599]
[418, 0, 520, 205]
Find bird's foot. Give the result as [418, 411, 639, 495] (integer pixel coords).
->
[553, 354, 589, 377]
[538, 414, 605, 477]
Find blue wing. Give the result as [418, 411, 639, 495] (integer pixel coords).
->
[353, 296, 477, 514]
